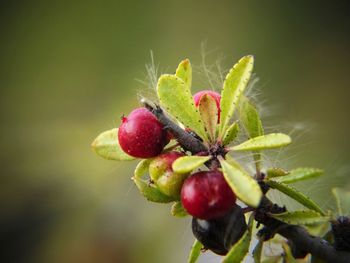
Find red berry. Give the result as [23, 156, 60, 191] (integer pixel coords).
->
[149, 151, 187, 198]
[181, 170, 236, 220]
[193, 90, 221, 121]
[118, 108, 168, 158]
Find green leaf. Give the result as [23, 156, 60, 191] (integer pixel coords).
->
[282, 243, 297, 263]
[261, 257, 282, 263]
[231, 133, 291, 151]
[270, 210, 329, 225]
[171, 201, 188, 217]
[266, 167, 289, 178]
[187, 239, 202, 263]
[240, 96, 264, 139]
[222, 122, 240, 146]
[239, 96, 264, 171]
[305, 221, 330, 237]
[271, 168, 323, 184]
[253, 239, 263, 263]
[266, 180, 325, 215]
[332, 187, 350, 216]
[172, 156, 211, 174]
[175, 58, 192, 90]
[132, 160, 174, 203]
[219, 55, 254, 137]
[220, 158, 262, 207]
[157, 75, 208, 141]
[91, 128, 134, 161]
[222, 215, 253, 263]
[198, 94, 218, 142]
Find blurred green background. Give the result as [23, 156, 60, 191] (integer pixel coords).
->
[1, 1, 350, 262]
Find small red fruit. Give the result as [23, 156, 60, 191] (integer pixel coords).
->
[118, 108, 168, 158]
[149, 151, 187, 198]
[193, 90, 221, 121]
[181, 170, 236, 220]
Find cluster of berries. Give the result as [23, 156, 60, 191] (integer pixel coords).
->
[118, 90, 237, 221]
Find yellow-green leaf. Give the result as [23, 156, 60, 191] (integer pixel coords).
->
[266, 167, 289, 178]
[132, 160, 174, 203]
[157, 75, 208, 141]
[304, 221, 330, 237]
[223, 215, 253, 263]
[253, 239, 263, 263]
[188, 239, 202, 263]
[270, 210, 329, 225]
[171, 201, 188, 217]
[266, 180, 325, 215]
[220, 158, 262, 207]
[261, 257, 282, 263]
[198, 94, 218, 142]
[219, 55, 254, 137]
[91, 128, 134, 161]
[175, 58, 192, 90]
[222, 122, 240, 146]
[282, 243, 297, 263]
[231, 133, 291, 151]
[239, 96, 264, 170]
[332, 187, 350, 216]
[271, 168, 323, 184]
[240, 96, 264, 139]
[173, 156, 211, 174]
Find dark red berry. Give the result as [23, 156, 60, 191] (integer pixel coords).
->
[192, 205, 247, 255]
[181, 170, 236, 220]
[118, 108, 168, 158]
[193, 90, 221, 121]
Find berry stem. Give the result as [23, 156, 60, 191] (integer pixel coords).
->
[142, 100, 208, 154]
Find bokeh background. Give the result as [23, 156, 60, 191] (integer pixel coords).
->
[1, 1, 350, 262]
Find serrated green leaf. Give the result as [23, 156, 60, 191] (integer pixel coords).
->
[222, 215, 253, 263]
[171, 201, 188, 217]
[266, 167, 289, 178]
[266, 180, 325, 215]
[231, 133, 291, 151]
[132, 160, 174, 203]
[253, 239, 263, 263]
[271, 168, 323, 184]
[222, 122, 239, 145]
[240, 96, 264, 139]
[175, 58, 192, 90]
[219, 55, 254, 137]
[198, 94, 218, 142]
[173, 156, 210, 174]
[188, 239, 202, 263]
[270, 210, 329, 225]
[332, 187, 350, 216]
[157, 75, 208, 141]
[91, 128, 134, 161]
[220, 158, 262, 207]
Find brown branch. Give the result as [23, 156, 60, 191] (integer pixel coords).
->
[142, 100, 208, 154]
[256, 197, 350, 263]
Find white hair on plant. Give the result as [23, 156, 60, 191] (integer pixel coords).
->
[136, 50, 162, 104]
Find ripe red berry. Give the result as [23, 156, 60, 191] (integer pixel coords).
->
[118, 108, 168, 158]
[181, 170, 236, 220]
[193, 90, 221, 121]
[149, 151, 187, 198]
